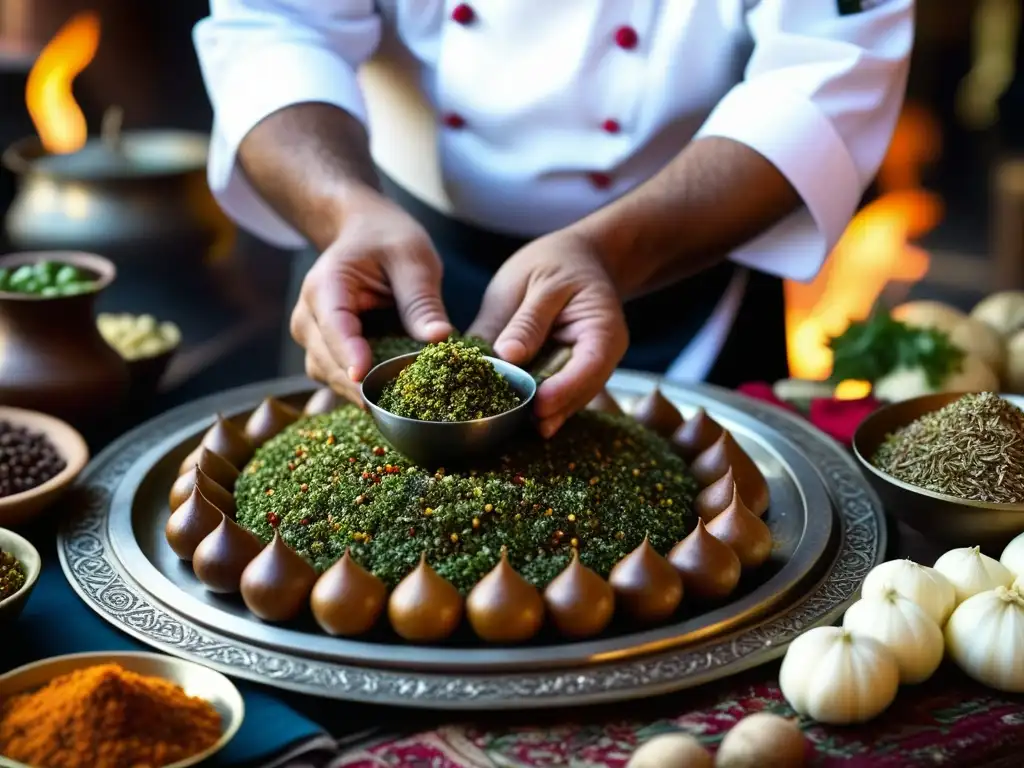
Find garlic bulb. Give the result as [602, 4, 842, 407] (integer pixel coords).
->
[933, 546, 1013, 604]
[779, 626, 899, 725]
[999, 531, 1024, 577]
[946, 586, 1024, 693]
[860, 559, 956, 626]
[842, 591, 944, 684]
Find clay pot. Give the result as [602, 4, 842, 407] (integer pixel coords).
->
[0, 252, 129, 428]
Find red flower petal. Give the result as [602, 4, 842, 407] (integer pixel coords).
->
[809, 397, 880, 446]
[737, 382, 798, 413]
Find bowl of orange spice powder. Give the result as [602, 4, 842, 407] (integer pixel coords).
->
[0, 651, 243, 768]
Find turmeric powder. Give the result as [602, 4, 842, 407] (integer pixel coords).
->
[0, 663, 222, 768]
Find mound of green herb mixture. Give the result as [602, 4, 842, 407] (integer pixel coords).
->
[377, 339, 520, 422]
[236, 375, 697, 591]
[873, 392, 1024, 503]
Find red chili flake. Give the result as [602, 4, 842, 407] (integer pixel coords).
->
[299, 518, 309, 526]
[408, 527, 416, 537]
[512, 474, 525, 485]
[265, 488, 275, 496]
[372, 475, 382, 484]
[349, 457, 357, 463]
[288, 462, 296, 471]
[295, 448, 304, 457]
[326, 435, 336, 445]
[300, 483, 309, 492]
[385, 464, 392, 471]
[361, 472, 371, 480]
[266, 511, 279, 527]
[372, 446, 386, 456]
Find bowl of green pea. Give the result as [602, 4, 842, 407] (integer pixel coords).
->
[0, 255, 101, 297]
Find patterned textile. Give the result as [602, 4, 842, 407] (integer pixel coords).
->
[332, 667, 1024, 767]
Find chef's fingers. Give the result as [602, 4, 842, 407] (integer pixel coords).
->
[466, 274, 526, 344]
[535, 329, 624, 436]
[385, 250, 453, 343]
[304, 331, 362, 404]
[492, 287, 568, 365]
[310, 275, 374, 384]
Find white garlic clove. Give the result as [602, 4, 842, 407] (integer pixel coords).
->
[933, 546, 1013, 605]
[999, 531, 1024, 578]
[842, 591, 944, 684]
[779, 626, 899, 725]
[860, 558, 956, 626]
[946, 586, 1024, 693]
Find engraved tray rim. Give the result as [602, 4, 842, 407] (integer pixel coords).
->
[58, 372, 886, 709]
[105, 376, 833, 672]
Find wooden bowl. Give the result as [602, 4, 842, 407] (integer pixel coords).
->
[0, 406, 89, 527]
[852, 392, 1024, 552]
[0, 651, 244, 768]
[0, 528, 41, 624]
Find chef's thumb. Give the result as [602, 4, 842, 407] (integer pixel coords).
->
[493, 291, 559, 366]
[390, 262, 453, 343]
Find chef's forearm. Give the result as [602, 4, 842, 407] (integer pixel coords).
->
[573, 137, 801, 299]
[238, 103, 382, 252]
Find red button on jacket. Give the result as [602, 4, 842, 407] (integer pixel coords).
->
[451, 4, 475, 24]
[614, 26, 638, 50]
[589, 172, 613, 189]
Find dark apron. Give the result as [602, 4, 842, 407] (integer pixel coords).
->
[282, 176, 789, 388]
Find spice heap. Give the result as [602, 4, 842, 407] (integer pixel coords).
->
[370, 334, 490, 368]
[0, 261, 96, 297]
[0, 549, 25, 600]
[873, 392, 1024, 502]
[236, 406, 696, 591]
[377, 338, 521, 422]
[0, 663, 222, 768]
[0, 421, 66, 499]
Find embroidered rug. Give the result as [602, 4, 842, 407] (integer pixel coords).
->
[333, 665, 1024, 767]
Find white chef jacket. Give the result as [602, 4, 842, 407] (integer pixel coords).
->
[194, 0, 914, 381]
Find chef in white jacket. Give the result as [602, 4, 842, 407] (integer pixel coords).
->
[194, 0, 913, 437]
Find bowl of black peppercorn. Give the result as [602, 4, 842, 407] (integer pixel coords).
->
[0, 407, 89, 527]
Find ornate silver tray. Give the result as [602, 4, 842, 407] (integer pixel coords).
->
[58, 371, 885, 708]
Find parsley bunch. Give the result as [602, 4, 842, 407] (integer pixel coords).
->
[828, 307, 964, 387]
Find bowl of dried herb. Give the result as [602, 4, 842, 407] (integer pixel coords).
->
[361, 341, 537, 468]
[853, 391, 1024, 550]
[0, 527, 40, 624]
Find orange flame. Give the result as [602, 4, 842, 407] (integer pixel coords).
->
[784, 104, 943, 382]
[25, 12, 101, 154]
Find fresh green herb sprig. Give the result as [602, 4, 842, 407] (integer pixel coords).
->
[828, 307, 964, 387]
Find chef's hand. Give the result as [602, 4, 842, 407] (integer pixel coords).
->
[290, 194, 453, 401]
[468, 230, 628, 438]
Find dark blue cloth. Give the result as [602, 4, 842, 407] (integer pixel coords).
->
[4, 528, 324, 766]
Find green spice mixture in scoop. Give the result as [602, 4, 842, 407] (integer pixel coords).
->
[235, 408, 697, 592]
[872, 392, 1024, 503]
[376, 339, 521, 422]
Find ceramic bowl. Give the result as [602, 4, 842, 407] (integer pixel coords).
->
[0, 528, 41, 624]
[852, 392, 1024, 552]
[0, 651, 244, 768]
[0, 406, 90, 527]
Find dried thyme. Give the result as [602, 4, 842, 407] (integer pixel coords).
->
[235, 407, 696, 592]
[872, 392, 1024, 503]
[377, 339, 520, 422]
[0, 549, 26, 601]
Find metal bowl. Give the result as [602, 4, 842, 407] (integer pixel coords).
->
[361, 351, 537, 468]
[852, 392, 1024, 552]
[0, 528, 41, 625]
[0, 651, 244, 768]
